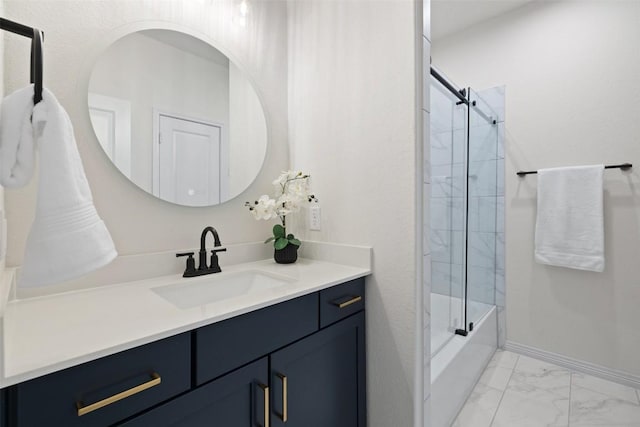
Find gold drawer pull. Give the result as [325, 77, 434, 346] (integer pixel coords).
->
[258, 383, 269, 427]
[332, 295, 362, 309]
[277, 373, 288, 422]
[76, 372, 161, 416]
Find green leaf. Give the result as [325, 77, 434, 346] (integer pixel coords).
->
[286, 234, 295, 240]
[288, 238, 301, 246]
[264, 236, 275, 244]
[273, 224, 285, 238]
[274, 237, 289, 250]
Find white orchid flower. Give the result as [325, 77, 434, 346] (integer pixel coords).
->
[251, 195, 277, 220]
[272, 171, 290, 189]
[273, 171, 310, 197]
[287, 178, 309, 199]
[248, 171, 316, 229]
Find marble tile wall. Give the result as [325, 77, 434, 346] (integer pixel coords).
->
[430, 83, 466, 302]
[430, 86, 504, 312]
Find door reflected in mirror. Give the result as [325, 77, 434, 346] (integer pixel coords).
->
[88, 29, 267, 207]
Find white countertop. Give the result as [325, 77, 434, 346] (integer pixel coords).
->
[1, 257, 370, 387]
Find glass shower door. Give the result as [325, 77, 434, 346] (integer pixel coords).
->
[466, 88, 500, 328]
[430, 78, 467, 356]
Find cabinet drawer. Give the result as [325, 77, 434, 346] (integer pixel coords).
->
[196, 293, 318, 385]
[12, 333, 191, 427]
[319, 278, 365, 328]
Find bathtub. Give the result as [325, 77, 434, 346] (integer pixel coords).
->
[430, 293, 497, 427]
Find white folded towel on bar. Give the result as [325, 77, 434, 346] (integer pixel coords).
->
[0, 85, 37, 188]
[535, 164, 605, 272]
[0, 85, 118, 287]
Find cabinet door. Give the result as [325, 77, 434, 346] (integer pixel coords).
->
[270, 312, 366, 427]
[119, 358, 269, 427]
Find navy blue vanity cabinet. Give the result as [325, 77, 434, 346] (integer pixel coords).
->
[0, 389, 5, 427]
[270, 311, 366, 427]
[121, 278, 366, 427]
[319, 278, 365, 328]
[9, 333, 191, 427]
[118, 358, 269, 427]
[195, 293, 318, 385]
[4, 277, 367, 427]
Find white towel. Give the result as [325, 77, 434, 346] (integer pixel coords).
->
[8, 87, 118, 287]
[535, 165, 604, 272]
[0, 85, 37, 188]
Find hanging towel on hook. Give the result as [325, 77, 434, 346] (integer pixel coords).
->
[535, 165, 604, 272]
[0, 85, 117, 287]
[0, 85, 37, 187]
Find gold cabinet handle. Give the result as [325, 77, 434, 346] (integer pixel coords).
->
[258, 383, 269, 427]
[76, 372, 161, 416]
[277, 373, 288, 422]
[332, 295, 362, 309]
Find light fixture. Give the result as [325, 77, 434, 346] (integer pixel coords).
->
[239, 0, 248, 17]
[234, 0, 249, 27]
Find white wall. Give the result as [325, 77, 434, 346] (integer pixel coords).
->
[432, 0, 640, 375]
[3, 0, 289, 269]
[287, 0, 421, 425]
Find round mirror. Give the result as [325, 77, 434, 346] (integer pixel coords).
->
[88, 29, 267, 207]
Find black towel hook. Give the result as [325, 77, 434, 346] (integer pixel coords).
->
[31, 28, 43, 104]
[0, 17, 44, 105]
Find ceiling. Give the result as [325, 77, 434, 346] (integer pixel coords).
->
[431, 0, 536, 40]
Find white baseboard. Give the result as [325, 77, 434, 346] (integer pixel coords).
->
[504, 340, 640, 390]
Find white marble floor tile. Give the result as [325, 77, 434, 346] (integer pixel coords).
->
[511, 355, 571, 397]
[455, 354, 640, 427]
[488, 349, 519, 370]
[477, 362, 514, 391]
[452, 382, 503, 427]
[570, 423, 640, 426]
[492, 382, 570, 427]
[572, 373, 640, 405]
[570, 384, 640, 426]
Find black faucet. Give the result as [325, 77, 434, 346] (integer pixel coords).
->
[176, 226, 227, 277]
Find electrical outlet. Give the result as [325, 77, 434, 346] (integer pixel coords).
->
[309, 205, 321, 231]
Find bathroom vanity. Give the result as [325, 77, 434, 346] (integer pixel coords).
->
[0, 14, 372, 425]
[0, 257, 369, 427]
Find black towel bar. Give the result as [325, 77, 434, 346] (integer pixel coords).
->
[0, 17, 44, 104]
[517, 163, 632, 177]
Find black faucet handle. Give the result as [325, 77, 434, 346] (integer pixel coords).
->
[176, 252, 197, 277]
[209, 249, 224, 274]
[176, 252, 195, 257]
[211, 247, 227, 253]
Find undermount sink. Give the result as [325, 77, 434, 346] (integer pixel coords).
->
[152, 270, 295, 309]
